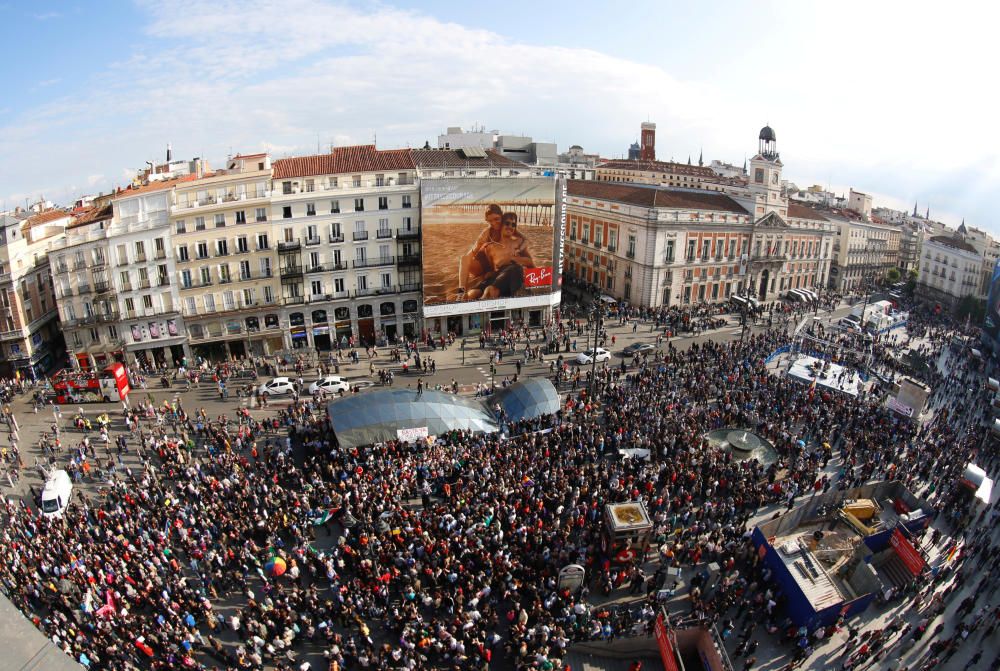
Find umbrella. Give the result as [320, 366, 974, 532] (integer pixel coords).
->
[264, 556, 287, 577]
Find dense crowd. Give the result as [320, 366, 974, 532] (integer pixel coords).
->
[0, 296, 995, 670]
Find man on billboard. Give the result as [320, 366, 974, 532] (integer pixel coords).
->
[460, 211, 536, 300]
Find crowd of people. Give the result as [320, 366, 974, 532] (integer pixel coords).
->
[0, 294, 995, 670]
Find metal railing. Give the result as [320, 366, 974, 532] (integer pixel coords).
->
[352, 231, 369, 241]
[353, 256, 394, 268]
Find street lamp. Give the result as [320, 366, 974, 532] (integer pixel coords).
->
[588, 297, 603, 398]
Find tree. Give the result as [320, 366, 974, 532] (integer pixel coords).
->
[956, 295, 986, 324]
[885, 268, 902, 284]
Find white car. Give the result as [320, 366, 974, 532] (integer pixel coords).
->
[576, 347, 611, 365]
[308, 375, 350, 395]
[257, 377, 298, 397]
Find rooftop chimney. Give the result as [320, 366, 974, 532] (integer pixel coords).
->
[166, 143, 173, 162]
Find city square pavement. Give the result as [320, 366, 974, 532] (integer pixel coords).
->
[5, 297, 996, 671]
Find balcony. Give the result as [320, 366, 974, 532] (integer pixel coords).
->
[329, 290, 351, 300]
[90, 257, 107, 268]
[280, 265, 304, 279]
[626, 251, 636, 259]
[138, 279, 151, 289]
[0, 329, 22, 342]
[282, 296, 305, 305]
[135, 254, 147, 263]
[94, 281, 111, 294]
[154, 250, 166, 260]
[594, 241, 602, 249]
[397, 254, 421, 267]
[73, 260, 86, 271]
[328, 233, 345, 244]
[376, 229, 393, 239]
[54, 264, 69, 274]
[96, 311, 120, 323]
[235, 246, 251, 255]
[396, 228, 419, 240]
[219, 277, 233, 284]
[376, 285, 397, 295]
[306, 263, 332, 274]
[608, 246, 617, 253]
[77, 284, 92, 295]
[277, 240, 301, 252]
[353, 256, 394, 269]
[305, 236, 322, 246]
[354, 287, 377, 297]
[399, 282, 421, 293]
[352, 231, 369, 242]
[158, 278, 171, 287]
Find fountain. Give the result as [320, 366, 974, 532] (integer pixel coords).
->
[703, 428, 778, 465]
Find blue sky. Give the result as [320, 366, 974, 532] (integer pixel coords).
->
[2, 0, 997, 232]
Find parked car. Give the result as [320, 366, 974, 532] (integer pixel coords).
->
[257, 377, 298, 398]
[308, 375, 350, 395]
[576, 348, 611, 364]
[621, 342, 655, 356]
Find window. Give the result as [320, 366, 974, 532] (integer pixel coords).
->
[401, 216, 413, 232]
[195, 217, 206, 231]
[197, 242, 209, 259]
[181, 270, 192, 288]
[239, 260, 251, 280]
[311, 280, 322, 295]
[235, 210, 246, 224]
[157, 264, 169, 286]
[352, 175, 362, 188]
[381, 272, 391, 288]
[216, 239, 229, 256]
[282, 181, 292, 195]
[354, 198, 364, 212]
[283, 227, 294, 243]
[304, 179, 315, 193]
[135, 241, 146, 261]
[260, 257, 272, 276]
[334, 278, 345, 293]
[219, 264, 231, 283]
[728, 239, 737, 259]
[256, 233, 269, 250]
[375, 174, 385, 187]
[755, 168, 764, 183]
[378, 196, 388, 210]
[687, 240, 696, 261]
[306, 225, 318, 243]
[330, 200, 340, 214]
[357, 275, 368, 290]
[330, 222, 342, 239]
[356, 247, 367, 263]
[665, 240, 675, 263]
[142, 295, 154, 310]
[402, 195, 412, 208]
[306, 202, 316, 216]
[333, 249, 342, 266]
[608, 230, 618, 252]
[237, 236, 249, 253]
[204, 294, 216, 312]
[214, 213, 225, 228]
[176, 220, 186, 234]
[243, 288, 255, 305]
[255, 208, 267, 222]
[178, 245, 189, 262]
[282, 206, 292, 219]
[119, 270, 131, 289]
[263, 286, 274, 303]
[379, 244, 391, 261]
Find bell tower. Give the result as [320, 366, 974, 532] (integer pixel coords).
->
[748, 124, 784, 217]
[640, 122, 656, 161]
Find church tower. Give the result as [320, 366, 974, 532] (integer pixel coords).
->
[748, 125, 785, 217]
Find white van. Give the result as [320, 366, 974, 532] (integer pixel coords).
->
[40, 470, 73, 518]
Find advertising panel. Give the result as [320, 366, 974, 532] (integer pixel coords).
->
[985, 259, 1000, 341]
[889, 527, 926, 576]
[421, 177, 563, 317]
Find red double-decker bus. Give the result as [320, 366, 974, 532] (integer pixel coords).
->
[50, 362, 131, 404]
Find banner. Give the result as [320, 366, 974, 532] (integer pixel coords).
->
[889, 528, 926, 576]
[654, 613, 680, 671]
[420, 177, 562, 317]
[396, 426, 429, 443]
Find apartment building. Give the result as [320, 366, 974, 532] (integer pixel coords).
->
[916, 234, 982, 309]
[270, 145, 422, 349]
[0, 209, 69, 378]
[171, 154, 281, 360]
[54, 180, 189, 369]
[827, 214, 901, 291]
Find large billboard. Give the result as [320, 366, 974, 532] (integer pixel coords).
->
[985, 258, 1000, 341]
[421, 176, 564, 318]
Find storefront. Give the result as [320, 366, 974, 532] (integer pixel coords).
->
[357, 304, 375, 345]
[289, 312, 308, 349]
[333, 306, 353, 347]
[311, 310, 332, 350]
[378, 302, 397, 342]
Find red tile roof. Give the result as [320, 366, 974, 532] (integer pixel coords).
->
[68, 203, 113, 230]
[408, 148, 525, 169]
[273, 145, 415, 179]
[113, 175, 198, 200]
[568, 180, 748, 214]
[597, 158, 717, 178]
[787, 202, 829, 222]
[24, 209, 71, 226]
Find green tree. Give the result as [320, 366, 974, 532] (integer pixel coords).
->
[955, 295, 986, 323]
[885, 267, 902, 284]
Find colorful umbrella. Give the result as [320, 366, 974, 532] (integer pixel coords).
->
[265, 556, 287, 577]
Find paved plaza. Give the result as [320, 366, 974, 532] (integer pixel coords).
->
[0, 296, 996, 671]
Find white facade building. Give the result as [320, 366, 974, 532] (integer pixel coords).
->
[916, 234, 982, 308]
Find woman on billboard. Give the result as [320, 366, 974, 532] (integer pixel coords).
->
[457, 208, 534, 300]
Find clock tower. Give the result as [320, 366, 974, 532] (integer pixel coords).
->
[748, 125, 786, 218]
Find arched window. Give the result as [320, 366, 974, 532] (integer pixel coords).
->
[311, 310, 328, 324]
[264, 314, 279, 328]
[357, 304, 373, 318]
[379, 302, 396, 316]
[289, 312, 305, 326]
[334, 307, 350, 321]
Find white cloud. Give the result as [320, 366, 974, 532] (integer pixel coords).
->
[1, 0, 998, 234]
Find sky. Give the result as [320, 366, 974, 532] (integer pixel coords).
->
[1, 0, 997, 232]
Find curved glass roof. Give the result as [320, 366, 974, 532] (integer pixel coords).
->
[328, 389, 497, 448]
[495, 378, 561, 423]
[328, 379, 559, 448]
